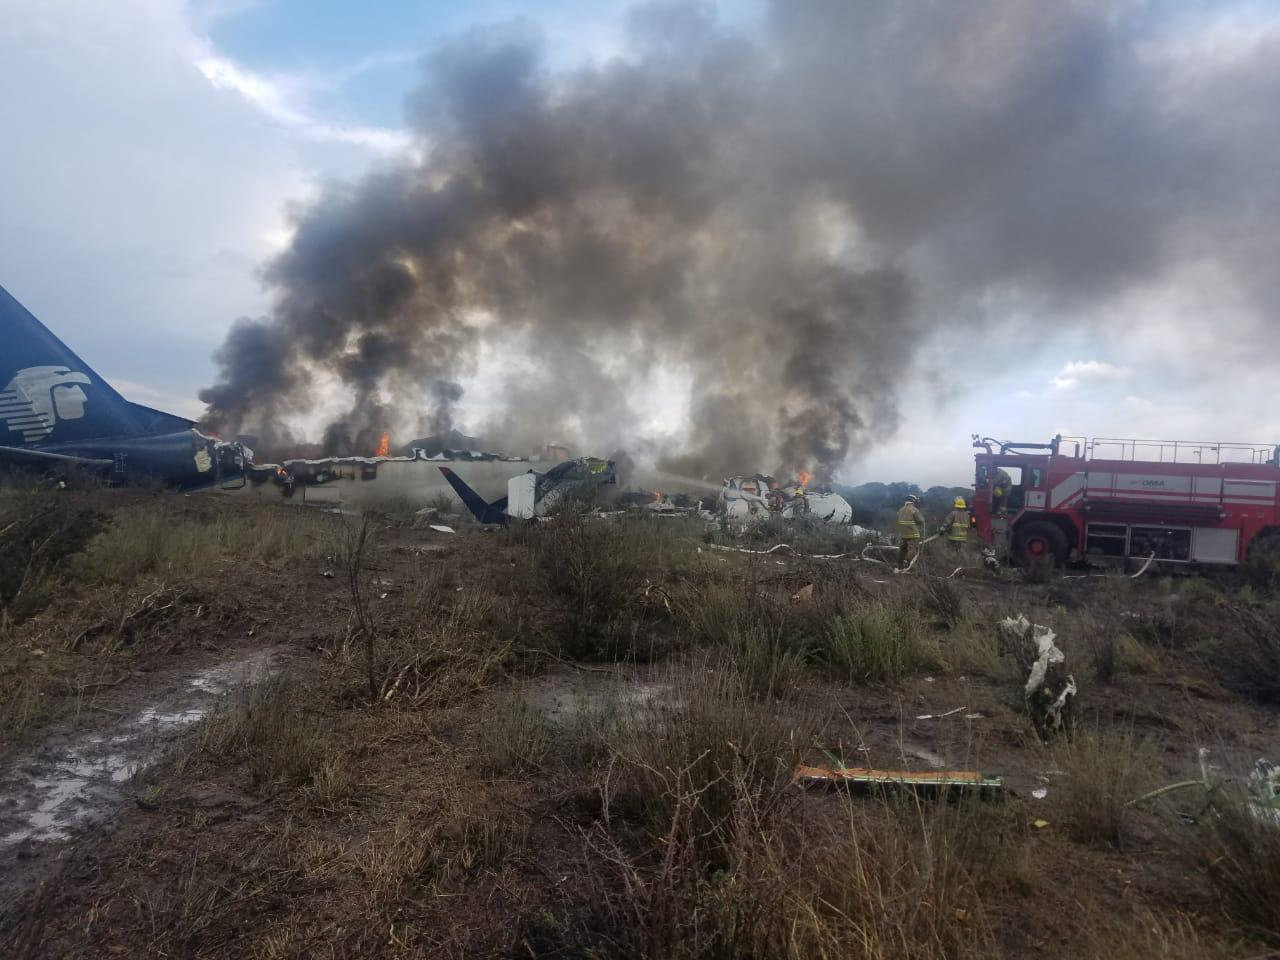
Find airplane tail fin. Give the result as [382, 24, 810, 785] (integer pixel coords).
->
[439, 467, 509, 525]
[0, 284, 193, 446]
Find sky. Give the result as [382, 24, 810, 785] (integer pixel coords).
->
[2, 0, 1278, 487]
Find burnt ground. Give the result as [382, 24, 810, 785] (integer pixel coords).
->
[1, 489, 1279, 958]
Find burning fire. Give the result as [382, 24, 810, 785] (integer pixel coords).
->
[796, 470, 812, 489]
[375, 431, 390, 458]
[652, 490, 663, 501]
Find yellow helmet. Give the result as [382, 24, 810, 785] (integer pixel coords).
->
[954, 496, 967, 509]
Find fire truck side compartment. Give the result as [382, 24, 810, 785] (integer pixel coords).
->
[1191, 527, 1240, 564]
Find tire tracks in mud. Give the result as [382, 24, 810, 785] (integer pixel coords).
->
[0, 646, 285, 900]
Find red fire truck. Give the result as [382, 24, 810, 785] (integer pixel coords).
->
[971, 436, 1280, 568]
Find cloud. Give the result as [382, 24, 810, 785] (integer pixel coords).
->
[1049, 360, 1133, 390]
[1122, 394, 1155, 413]
[0, 0, 313, 402]
[194, 54, 414, 154]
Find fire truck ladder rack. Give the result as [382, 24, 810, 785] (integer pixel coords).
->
[1079, 437, 1280, 466]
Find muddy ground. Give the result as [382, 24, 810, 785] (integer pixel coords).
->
[0, 489, 1278, 958]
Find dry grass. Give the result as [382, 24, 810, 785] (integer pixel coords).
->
[0, 490, 104, 622]
[1054, 726, 1155, 849]
[1207, 597, 1280, 705]
[484, 688, 554, 774]
[596, 664, 820, 862]
[325, 548, 510, 705]
[71, 504, 337, 583]
[1184, 784, 1280, 942]
[1081, 910, 1250, 960]
[9, 489, 1278, 959]
[528, 509, 702, 659]
[188, 677, 352, 804]
[353, 799, 527, 901]
[549, 792, 1011, 960]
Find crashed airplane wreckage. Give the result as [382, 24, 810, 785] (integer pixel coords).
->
[719, 474, 855, 527]
[232, 445, 542, 510]
[441, 456, 617, 524]
[0, 284, 251, 489]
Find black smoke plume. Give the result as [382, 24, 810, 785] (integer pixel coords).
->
[201, 1, 1280, 477]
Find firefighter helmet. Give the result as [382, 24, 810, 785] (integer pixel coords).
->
[906, 494, 920, 504]
[954, 496, 967, 509]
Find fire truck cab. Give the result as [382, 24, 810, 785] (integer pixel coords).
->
[971, 435, 1280, 568]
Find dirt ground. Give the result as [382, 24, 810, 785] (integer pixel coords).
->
[1, 488, 1278, 958]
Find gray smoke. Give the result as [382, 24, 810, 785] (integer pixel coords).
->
[200, 1, 1280, 477]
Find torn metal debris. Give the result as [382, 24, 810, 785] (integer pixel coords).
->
[999, 614, 1077, 739]
[719, 474, 860, 529]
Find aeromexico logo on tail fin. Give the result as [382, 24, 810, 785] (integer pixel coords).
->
[0, 366, 91, 443]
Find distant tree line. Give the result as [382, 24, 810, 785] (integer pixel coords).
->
[832, 481, 975, 533]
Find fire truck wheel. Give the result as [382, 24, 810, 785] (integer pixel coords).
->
[1013, 521, 1068, 568]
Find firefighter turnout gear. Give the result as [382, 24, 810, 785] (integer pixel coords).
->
[897, 501, 926, 541]
[896, 499, 927, 570]
[944, 506, 971, 551]
[991, 468, 1012, 514]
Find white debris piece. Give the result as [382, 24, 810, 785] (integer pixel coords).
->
[507, 472, 538, 520]
[1025, 628, 1064, 697]
[915, 706, 965, 721]
[999, 613, 1077, 738]
[1045, 675, 1078, 730]
[428, 524, 455, 534]
[999, 614, 1063, 697]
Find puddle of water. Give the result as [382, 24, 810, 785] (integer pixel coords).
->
[0, 649, 280, 854]
[523, 671, 681, 728]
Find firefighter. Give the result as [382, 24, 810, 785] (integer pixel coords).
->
[895, 494, 927, 570]
[991, 467, 1013, 515]
[943, 496, 971, 554]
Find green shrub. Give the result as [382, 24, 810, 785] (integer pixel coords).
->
[821, 604, 937, 683]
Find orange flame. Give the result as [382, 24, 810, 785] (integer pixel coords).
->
[797, 470, 812, 489]
[375, 431, 390, 457]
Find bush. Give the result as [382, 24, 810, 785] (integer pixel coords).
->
[1186, 785, 1280, 941]
[1055, 727, 1153, 849]
[1205, 599, 1280, 705]
[0, 491, 103, 620]
[604, 666, 818, 862]
[923, 577, 969, 629]
[722, 622, 808, 700]
[529, 510, 697, 659]
[820, 604, 937, 683]
[194, 678, 349, 800]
